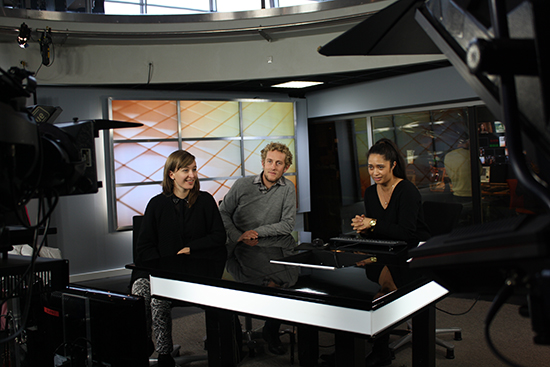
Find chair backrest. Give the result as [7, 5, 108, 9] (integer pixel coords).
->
[422, 200, 463, 237]
[132, 215, 144, 262]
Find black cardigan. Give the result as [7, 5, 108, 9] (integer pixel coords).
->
[363, 179, 430, 245]
[131, 191, 227, 282]
[362, 180, 430, 287]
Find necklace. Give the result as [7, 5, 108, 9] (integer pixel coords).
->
[379, 181, 398, 206]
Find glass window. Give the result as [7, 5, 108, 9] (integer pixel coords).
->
[371, 110, 466, 194]
[216, 0, 270, 12]
[110, 99, 296, 229]
[279, 0, 324, 6]
[368, 107, 476, 227]
[147, 0, 210, 11]
[104, 2, 141, 15]
[146, 6, 205, 15]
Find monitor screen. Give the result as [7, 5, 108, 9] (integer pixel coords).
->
[40, 286, 149, 367]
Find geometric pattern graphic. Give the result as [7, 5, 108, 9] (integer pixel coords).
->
[180, 101, 240, 138]
[114, 141, 179, 184]
[112, 100, 178, 140]
[116, 184, 165, 225]
[242, 102, 295, 137]
[110, 99, 296, 229]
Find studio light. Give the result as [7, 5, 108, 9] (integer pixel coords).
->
[17, 23, 31, 49]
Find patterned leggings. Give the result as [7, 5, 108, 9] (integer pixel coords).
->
[132, 278, 173, 355]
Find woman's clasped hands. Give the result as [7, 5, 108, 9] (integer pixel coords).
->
[351, 214, 371, 233]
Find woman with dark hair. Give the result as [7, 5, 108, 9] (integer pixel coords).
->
[351, 138, 429, 242]
[351, 138, 430, 367]
[131, 150, 226, 367]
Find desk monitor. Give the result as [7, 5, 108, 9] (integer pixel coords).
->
[41, 285, 149, 367]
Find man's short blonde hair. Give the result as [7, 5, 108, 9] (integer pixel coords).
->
[261, 142, 293, 169]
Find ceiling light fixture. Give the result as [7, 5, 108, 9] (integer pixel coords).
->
[271, 81, 324, 89]
[17, 23, 31, 49]
[236, 98, 272, 103]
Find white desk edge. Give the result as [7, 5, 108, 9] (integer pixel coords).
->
[150, 276, 448, 336]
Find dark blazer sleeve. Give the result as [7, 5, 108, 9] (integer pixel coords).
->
[134, 197, 162, 264]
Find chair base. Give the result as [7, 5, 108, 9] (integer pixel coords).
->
[242, 317, 296, 363]
[389, 325, 462, 360]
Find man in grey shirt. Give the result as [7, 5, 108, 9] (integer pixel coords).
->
[219, 141, 296, 355]
[220, 142, 296, 244]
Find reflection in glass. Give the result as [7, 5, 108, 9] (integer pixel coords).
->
[226, 235, 299, 288]
[370, 108, 469, 194]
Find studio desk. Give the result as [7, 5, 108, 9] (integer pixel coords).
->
[129, 235, 448, 367]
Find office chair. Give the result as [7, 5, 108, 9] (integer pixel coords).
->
[131, 215, 208, 367]
[240, 316, 296, 363]
[507, 179, 535, 215]
[389, 201, 463, 359]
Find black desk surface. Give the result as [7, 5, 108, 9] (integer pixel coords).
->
[129, 235, 445, 315]
[129, 235, 448, 367]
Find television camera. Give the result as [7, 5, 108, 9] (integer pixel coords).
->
[0, 65, 140, 253]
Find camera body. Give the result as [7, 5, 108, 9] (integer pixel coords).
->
[1, 66, 99, 216]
